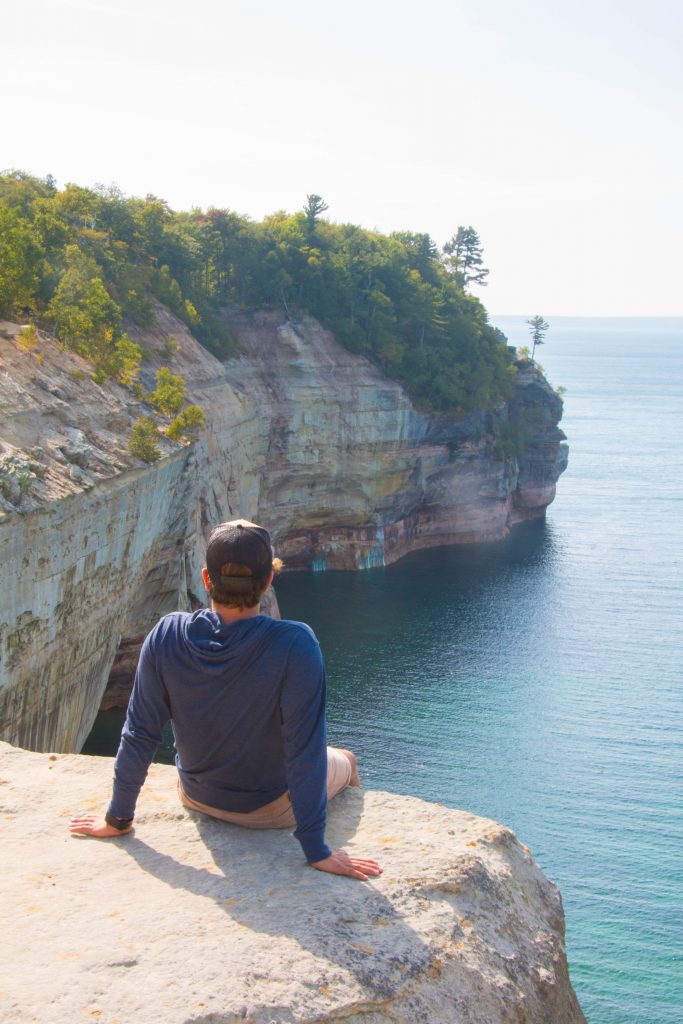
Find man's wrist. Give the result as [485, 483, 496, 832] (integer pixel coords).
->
[304, 842, 333, 864]
[104, 811, 134, 830]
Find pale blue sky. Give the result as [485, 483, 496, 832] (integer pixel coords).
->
[5, 0, 682, 315]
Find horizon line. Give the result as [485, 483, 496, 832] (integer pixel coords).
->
[490, 312, 683, 320]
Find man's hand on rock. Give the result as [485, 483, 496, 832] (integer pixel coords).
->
[68, 815, 133, 838]
[310, 849, 383, 881]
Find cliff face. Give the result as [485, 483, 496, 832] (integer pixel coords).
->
[219, 310, 568, 570]
[0, 741, 586, 1024]
[0, 310, 567, 751]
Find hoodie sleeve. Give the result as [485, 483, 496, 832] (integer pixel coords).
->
[107, 625, 171, 820]
[279, 628, 331, 863]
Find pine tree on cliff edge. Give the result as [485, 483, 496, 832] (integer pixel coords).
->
[442, 227, 489, 290]
[526, 315, 549, 363]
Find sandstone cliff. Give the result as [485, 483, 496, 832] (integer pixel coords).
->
[0, 310, 567, 751]
[0, 741, 585, 1024]
[218, 310, 568, 568]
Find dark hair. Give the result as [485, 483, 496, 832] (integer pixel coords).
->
[206, 558, 283, 610]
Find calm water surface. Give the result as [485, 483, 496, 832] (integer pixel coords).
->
[86, 317, 683, 1024]
[277, 317, 683, 1024]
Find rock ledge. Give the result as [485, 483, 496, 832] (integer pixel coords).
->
[0, 742, 584, 1024]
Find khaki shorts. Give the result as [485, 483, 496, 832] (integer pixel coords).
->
[177, 745, 352, 829]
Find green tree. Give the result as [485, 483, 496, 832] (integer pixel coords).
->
[303, 194, 329, 236]
[526, 315, 549, 363]
[150, 367, 187, 416]
[391, 232, 439, 281]
[166, 404, 206, 442]
[46, 245, 121, 357]
[0, 206, 44, 317]
[111, 334, 142, 387]
[128, 417, 161, 462]
[0, 170, 56, 212]
[442, 227, 489, 290]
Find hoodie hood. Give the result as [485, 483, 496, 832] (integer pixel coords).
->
[181, 608, 275, 662]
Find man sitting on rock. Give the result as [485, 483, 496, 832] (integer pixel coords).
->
[70, 519, 382, 881]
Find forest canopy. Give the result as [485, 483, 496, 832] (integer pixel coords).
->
[0, 172, 515, 412]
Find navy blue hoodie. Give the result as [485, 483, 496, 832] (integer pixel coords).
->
[108, 609, 331, 863]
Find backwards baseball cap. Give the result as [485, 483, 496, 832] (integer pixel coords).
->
[205, 519, 274, 592]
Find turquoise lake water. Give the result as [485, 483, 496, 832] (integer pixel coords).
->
[85, 317, 683, 1023]
[276, 317, 683, 1024]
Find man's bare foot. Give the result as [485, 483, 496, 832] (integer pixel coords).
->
[340, 748, 361, 787]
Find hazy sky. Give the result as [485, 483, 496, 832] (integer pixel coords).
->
[5, 0, 682, 315]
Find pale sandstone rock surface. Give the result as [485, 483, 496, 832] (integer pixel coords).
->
[0, 742, 584, 1024]
[0, 310, 567, 752]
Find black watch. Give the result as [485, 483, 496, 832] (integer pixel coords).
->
[105, 811, 134, 830]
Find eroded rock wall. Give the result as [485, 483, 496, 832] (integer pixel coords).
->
[0, 310, 567, 751]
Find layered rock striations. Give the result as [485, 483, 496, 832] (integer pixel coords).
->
[0, 741, 586, 1024]
[221, 310, 568, 570]
[0, 310, 567, 751]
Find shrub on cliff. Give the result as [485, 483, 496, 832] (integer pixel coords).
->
[144, 368, 205, 444]
[149, 368, 187, 416]
[166, 405, 206, 442]
[128, 417, 161, 463]
[17, 323, 38, 352]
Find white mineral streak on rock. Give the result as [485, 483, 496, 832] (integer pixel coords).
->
[0, 311, 567, 752]
[0, 742, 585, 1024]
